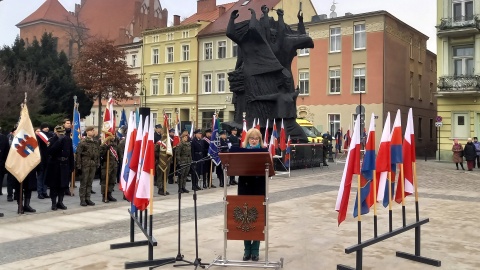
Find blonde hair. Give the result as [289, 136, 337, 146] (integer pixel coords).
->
[241, 128, 264, 148]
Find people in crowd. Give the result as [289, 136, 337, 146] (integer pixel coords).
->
[76, 126, 99, 206]
[99, 132, 118, 203]
[452, 139, 464, 170]
[35, 122, 52, 199]
[176, 133, 191, 194]
[463, 138, 477, 171]
[473, 137, 480, 169]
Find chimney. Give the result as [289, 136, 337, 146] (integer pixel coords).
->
[218, 6, 226, 16]
[81, 0, 86, 6]
[173, 15, 181, 26]
[197, 0, 217, 14]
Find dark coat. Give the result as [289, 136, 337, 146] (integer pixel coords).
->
[464, 142, 477, 161]
[191, 137, 205, 162]
[228, 134, 240, 148]
[0, 133, 9, 162]
[12, 170, 37, 191]
[36, 131, 53, 170]
[45, 134, 74, 189]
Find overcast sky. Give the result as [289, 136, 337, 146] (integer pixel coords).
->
[0, 0, 436, 52]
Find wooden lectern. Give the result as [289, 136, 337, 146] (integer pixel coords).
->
[207, 151, 284, 270]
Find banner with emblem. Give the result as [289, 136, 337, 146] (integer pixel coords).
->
[5, 104, 41, 182]
[72, 104, 81, 153]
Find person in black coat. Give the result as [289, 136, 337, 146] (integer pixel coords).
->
[202, 128, 214, 189]
[45, 125, 74, 211]
[227, 128, 240, 185]
[12, 170, 37, 213]
[35, 123, 52, 199]
[0, 132, 9, 197]
[464, 138, 477, 171]
[238, 128, 266, 262]
[216, 130, 229, 187]
[190, 129, 205, 191]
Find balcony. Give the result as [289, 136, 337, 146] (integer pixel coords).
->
[437, 75, 480, 95]
[437, 15, 480, 37]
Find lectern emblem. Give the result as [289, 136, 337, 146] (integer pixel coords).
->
[233, 203, 258, 232]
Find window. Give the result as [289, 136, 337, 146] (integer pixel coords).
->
[152, 35, 159, 42]
[151, 78, 159, 95]
[181, 75, 189, 94]
[430, 59, 434, 71]
[299, 71, 310, 95]
[131, 54, 137, 67]
[330, 26, 341, 52]
[217, 73, 226, 93]
[166, 47, 174, 63]
[166, 33, 174, 41]
[328, 114, 341, 135]
[418, 75, 422, 100]
[409, 37, 413, 59]
[329, 68, 341, 94]
[418, 41, 422, 62]
[204, 42, 213, 60]
[182, 31, 190, 38]
[354, 23, 366, 50]
[353, 66, 365, 93]
[232, 43, 238, 57]
[152, 48, 159, 64]
[165, 77, 173, 95]
[152, 112, 158, 126]
[299, 48, 310, 56]
[204, 74, 212, 93]
[453, 0, 473, 21]
[453, 46, 474, 76]
[182, 44, 189, 61]
[418, 117, 423, 139]
[430, 82, 434, 103]
[218, 41, 226, 59]
[429, 118, 433, 140]
[410, 72, 414, 98]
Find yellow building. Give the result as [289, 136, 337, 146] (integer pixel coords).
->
[436, 0, 480, 160]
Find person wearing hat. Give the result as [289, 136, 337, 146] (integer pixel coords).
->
[154, 124, 163, 144]
[202, 128, 214, 189]
[35, 122, 52, 199]
[76, 126, 100, 206]
[155, 133, 171, 196]
[215, 130, 229, 187]
[227, 128, 240, 185]
[191, 129, 204, 190]
[45, 125, 74, 211]
[176, 133, 191, 193]
[100, 132, 118, 202]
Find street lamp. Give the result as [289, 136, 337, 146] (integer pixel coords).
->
[139, 86, 146, 107]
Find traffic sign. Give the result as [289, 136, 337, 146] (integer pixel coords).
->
[435, 122, 443, 127]
[436, 116, 443, 122]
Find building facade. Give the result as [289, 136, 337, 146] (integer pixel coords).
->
[436, 0, 480, 160]
[196, 0, 318, 129]
[292, 11, 437, 153]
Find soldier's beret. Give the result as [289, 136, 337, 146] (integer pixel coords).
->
[231, 127, 238, 131]
[169, 128, 175, 133]
[205, 129, 212, 133]
[219, 130, 226, 135]
[55, 125, 65, 134]
[155, 124, 162, 129]
[193, 129, 201, 134]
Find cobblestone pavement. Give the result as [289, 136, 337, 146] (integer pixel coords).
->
[0, 160, 479, 270]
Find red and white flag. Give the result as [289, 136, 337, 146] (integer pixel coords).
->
[125, 115, 143, 202]
[335, 114, 361, 226]
[102, 97, 115, 140]
[280, 118, 286, 151]
[395, 108, 415, 203]
[120, 112, 136, 191]
[173, 120, 180, 147]
[263, 119, 269, 147]
[255, 118, 260, 130]
[375, 112, 392, 202]
[241, 118, 247, 147]
[134, 114, 154, 211]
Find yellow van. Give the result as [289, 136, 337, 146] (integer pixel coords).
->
[296, 118, 321, 143]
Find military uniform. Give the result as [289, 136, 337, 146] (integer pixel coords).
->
[100, 139, 118, 202]
[176, 137, 191, 193]
[202, 130, 213, 189]
[155, 136, 171, 196]
[76, 137, 100, 206]
[191, 131, 205, 190]
[216, 133, 229, 187]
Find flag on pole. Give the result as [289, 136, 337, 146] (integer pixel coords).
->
[280, 118, 286, 151]
[125, 115, 143, 202]
[189, 121, 195, 139]
[263, 119, 269, 147]
[353, 113, 376, 217]
[269, 130, 276, 157]
[6, 104, 41, 182]
[335, 114, 362, 226]
[134, 115, 154, 211]
[272, 119, 278, 149]
[343, 130, 351, 150]
[120, 112, 136, 191]
[285, 135, 291, 168]
[208, 114, 221, 165]
[173, 117, 180, 147]
[395, 108, 415, 203]
[376, 112, 391, 203]
[164, 113, 173, 156]
[72, 105, 81, 153]
[117, 108, 127, 139]
[383, 110, 402, 207]
[255, 118, 260, 130]
[241, 117, 247, 147]
[102, 97, 115, 141]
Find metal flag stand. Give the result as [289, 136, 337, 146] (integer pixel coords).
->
[207, 153, 283, 270]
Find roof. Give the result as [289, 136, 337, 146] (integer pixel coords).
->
[198, 0, 281, 37]
[181, 2, 236, 25]
[17, 0, 75, 27]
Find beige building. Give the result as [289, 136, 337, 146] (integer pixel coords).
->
[196, 0, 317, 129]
[436, 0, 480, 160]
[292, 10, 437, 152]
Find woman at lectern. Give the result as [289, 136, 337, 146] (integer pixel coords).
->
[239, 128, 266, 261]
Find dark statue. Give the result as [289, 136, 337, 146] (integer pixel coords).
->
[226, 6, 314, 142]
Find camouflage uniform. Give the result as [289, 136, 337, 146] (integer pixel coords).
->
[76, 137, 100, 204]
[155, 136, 172, 195]
[176, 138, 192, 192]
[100, 140, 119, 201]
